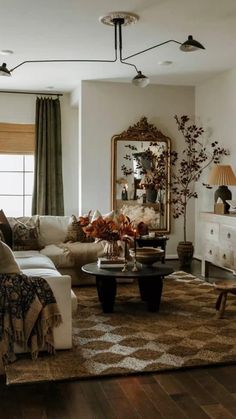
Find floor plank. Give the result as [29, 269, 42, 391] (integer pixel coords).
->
[202, 403, 236, 419]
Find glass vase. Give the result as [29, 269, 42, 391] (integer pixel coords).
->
[106, 240, 120, 260]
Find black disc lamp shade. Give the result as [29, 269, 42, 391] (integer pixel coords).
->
[0, 63, 11, 76]
[0, 12, 205, 87]
[180, 35, 205, 52]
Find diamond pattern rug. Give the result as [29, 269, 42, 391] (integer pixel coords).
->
[5, 271, 236, 385]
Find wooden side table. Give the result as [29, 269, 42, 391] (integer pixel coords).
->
[214, 280, 236, 318]
[136, 236, 169, 263]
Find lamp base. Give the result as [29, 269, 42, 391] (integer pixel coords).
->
[214, 185, 232, 214]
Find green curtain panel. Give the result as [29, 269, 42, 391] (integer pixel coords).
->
[32, 97, 64, 215]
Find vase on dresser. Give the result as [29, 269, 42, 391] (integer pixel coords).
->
[177, 241, 194, 268]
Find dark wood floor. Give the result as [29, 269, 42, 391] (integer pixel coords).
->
[1, 259, 236, 419]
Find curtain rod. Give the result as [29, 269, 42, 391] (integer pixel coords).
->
[0, 90, 63, 97]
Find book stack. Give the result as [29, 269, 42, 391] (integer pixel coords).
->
[97, 257, 125, 268]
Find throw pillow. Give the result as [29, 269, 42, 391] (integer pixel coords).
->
[0, 240, 21, 274]
[64, 215, 87, 243]
[0, 209, 13, 248]
[9, 216, 41, 251]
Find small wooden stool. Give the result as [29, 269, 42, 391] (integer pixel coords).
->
[214, 280, 236, 318]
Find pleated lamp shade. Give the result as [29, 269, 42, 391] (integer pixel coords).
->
[208, 165, 236, 186]
[208, 165, 236, 213]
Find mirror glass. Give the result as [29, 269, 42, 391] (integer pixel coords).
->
[111, 117, 171, 233]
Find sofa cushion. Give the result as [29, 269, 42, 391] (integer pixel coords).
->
[40, 244, 74, 268]
[64, 215, 87, 243]
[21, 267, 61, 277]
[0, 240, 21, 274]
[14, 251, 57, 271]
[9, 216, 41, 251]
[39, 215, 70, 246]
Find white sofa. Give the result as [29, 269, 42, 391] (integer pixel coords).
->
[9, 215, 105, 286]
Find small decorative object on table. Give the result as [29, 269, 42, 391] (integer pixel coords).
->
[130, 247, 164, 267]
[132, 229, 139, 271]
[97, 257, 125, 268]
[122, 236, 129, 271]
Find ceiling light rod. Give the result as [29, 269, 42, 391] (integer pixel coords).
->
[114, 17, 139, 73]
[9, 23, 119, 73]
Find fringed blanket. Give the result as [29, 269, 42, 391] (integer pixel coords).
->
[0, 273, 62, 364]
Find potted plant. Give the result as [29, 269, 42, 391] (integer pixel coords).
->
[171, 115, 229, 267]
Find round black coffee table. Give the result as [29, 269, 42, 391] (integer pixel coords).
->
[82, 262, 173, 313]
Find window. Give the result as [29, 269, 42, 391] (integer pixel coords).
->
[0, 154, 34, 216]
[0, 123, 35, 217]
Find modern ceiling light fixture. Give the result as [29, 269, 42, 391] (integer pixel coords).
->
[0, 12, 205, 87]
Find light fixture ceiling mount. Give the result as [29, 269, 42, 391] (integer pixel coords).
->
[99, 11, 139, 26]
[0, 12, 205, 87]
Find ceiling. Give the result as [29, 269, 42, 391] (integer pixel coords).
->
[1, 0, 236, 93]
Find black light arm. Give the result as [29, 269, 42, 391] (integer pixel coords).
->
[10, 21, 119, 73]
[122, 39, 182, 61]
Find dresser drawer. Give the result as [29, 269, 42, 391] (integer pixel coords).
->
[219, 248, 234, 269]
[204, 241, 219, 263]
[219, 225, 236, 247]
[204, 222, 220, 242]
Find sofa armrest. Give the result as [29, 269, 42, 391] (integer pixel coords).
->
[44, 275, 73, 349]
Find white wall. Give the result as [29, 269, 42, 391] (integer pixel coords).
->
[80, 81, 195, 256]
[0, 92, 78, 215]
[195, 68, 236, 256]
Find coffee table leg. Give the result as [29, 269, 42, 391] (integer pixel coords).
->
[96, 276, 117, 313]
[138, 276, 163, 312]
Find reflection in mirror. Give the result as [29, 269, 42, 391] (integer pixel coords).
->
[111, 117, 171, 233]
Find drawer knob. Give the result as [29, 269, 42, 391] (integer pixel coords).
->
[210, 229, 214, 235]
[227, 233, 231, 239]
[223, 254, 226, 259]
[209, 250, 212, 255]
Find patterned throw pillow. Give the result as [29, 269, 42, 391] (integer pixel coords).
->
[10, 216, 41, 251]
[64, 215, 87, 243]
[0, 209, 13, 248]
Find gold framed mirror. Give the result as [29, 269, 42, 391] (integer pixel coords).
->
[111, 117, 171, 233]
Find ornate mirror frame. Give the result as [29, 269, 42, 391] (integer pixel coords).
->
[111, 117, 171, 234]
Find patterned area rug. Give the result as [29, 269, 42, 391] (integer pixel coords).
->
[5, 271, 236, 385]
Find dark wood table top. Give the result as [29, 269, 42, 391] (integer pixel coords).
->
[82, 262, 174, 278]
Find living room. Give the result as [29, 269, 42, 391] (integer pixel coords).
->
[1, 0, 236, 418]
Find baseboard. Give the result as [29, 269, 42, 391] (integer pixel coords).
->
[166, 255, 202, 262]
[166, 254, 178, 260]
[193, 254, 202, 261]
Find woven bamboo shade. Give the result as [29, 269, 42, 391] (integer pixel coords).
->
[208, 165, 236, 185]
[0, 123, 35, 154]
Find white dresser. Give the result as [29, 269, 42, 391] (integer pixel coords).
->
[200, 212, 236, 277]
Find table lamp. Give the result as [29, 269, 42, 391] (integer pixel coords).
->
[207, 165, 236, 213]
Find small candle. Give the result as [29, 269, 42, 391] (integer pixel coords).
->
[134, 229, 137, 255]
[124, 236, 128, 259]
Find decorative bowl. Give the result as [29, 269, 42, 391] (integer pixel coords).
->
[129, 247, 164, 266]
